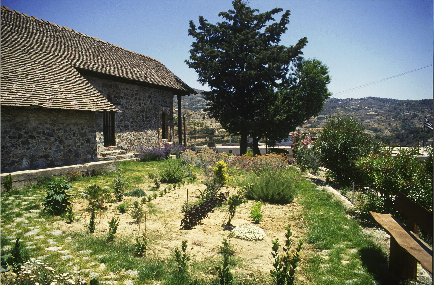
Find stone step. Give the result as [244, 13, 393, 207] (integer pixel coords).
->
[98, 152, 139, 161]
[99, 149, 127, 157]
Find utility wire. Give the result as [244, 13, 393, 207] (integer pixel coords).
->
[335, 64, 433, 95]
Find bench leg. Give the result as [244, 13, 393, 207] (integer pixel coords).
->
[389, 238, 417, 280]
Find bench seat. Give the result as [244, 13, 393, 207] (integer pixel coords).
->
[370, 211, 433, 275]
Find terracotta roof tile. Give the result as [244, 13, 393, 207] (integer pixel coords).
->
[1, 6, 193, 111]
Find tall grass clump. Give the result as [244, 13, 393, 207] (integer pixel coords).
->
[242, 168, 305, 204]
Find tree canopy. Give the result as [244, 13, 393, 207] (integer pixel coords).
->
[186, 0, 330, 154]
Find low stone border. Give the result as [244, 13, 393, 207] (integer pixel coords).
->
[1, 160, 116, 190]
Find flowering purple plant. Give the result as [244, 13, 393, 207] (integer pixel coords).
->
[138, 144, 186, 162]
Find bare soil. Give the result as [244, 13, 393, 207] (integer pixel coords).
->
[54, 182, 307, 279]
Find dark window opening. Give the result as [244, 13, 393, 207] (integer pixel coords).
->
[162, 112, 167, 140]
[103, 111, 116, 147]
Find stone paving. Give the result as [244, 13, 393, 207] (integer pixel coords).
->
[1, 193, 137, 284]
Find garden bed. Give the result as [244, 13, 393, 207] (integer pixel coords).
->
[3, 154, 429, 284]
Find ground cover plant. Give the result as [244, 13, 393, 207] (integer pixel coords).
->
[1, 149, 405, 284]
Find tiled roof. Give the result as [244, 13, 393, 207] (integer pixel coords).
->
[1, 6, 193, 111]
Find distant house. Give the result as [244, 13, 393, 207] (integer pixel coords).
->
[1, 6, 193, 173]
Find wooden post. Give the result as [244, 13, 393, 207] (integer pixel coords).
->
[177, 94, 182, 145]
[389, 237, 417, 280]
[183, 114, 187, 147]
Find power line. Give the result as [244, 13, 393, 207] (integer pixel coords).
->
[335, 64, 433, 95]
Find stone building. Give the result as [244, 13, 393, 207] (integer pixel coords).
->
[1, 6, 193, 173]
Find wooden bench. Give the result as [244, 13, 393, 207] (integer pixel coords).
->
[370, 192, 433, 280]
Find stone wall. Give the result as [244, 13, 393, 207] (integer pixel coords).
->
[1, 160, 116, 190]
[1, 107, 98, 173]
[84, 76, 174, 153]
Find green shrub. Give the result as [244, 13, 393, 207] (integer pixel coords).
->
[43, 177, 71, 215]
[113, 170, 128, 202]
[107, 216, 120, 242]
[291, 133, 320, 173]
[271, 225, 303, 285]
[296, 147, 320, 174]
[128, 188, 146, 197]
[317, 115, 382, 187]
[84, 184, 110, 211]
[243, 169, 299, 204]
[134, 233, 148, 257]
[130, 201, 145, 225]
[117, 202, 130, 214]
[5, 238, 30, 274]
[356, 147, 433, 212]
[159, 160, 186, 184]
[2, 174, 13, 192]
[89, 210, 96, 234]
[216, 238, 235, 285]
[64, 205, 75, 223]
[250, 201, 263, 224]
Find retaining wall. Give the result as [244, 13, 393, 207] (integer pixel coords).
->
[0, 160, 116, 190]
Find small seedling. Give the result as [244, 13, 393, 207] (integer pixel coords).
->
[250, 201, 263, 224]
[113, 170, 128, 202]
[174, 240, 190, 274]
[107, 216, 120, 242]
[270, 225, 303, 285]
[43, 177, 71, 216]
[7, 238, 29, 274]
[227, 194, 246, 225]
[216, 238, 235, 285]
[2, 174, 13, 192]
[117, 202, 129, 214]
[154, 177, 161, 189]
[65, 205, 75, 223]
[89, 210, 96, 234]
[130, 201, 145, 227]
[134, 233, 147, 257]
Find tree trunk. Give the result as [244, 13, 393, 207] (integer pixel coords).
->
[240, 130, 248, 155]
[252, 136, 261, 156]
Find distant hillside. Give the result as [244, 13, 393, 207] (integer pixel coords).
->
[176, 89, 207, 112]
[307, 97, 433, 146]
[175, 94, 434, 147]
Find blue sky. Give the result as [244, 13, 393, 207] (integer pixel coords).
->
[3, 0, 433, 100]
